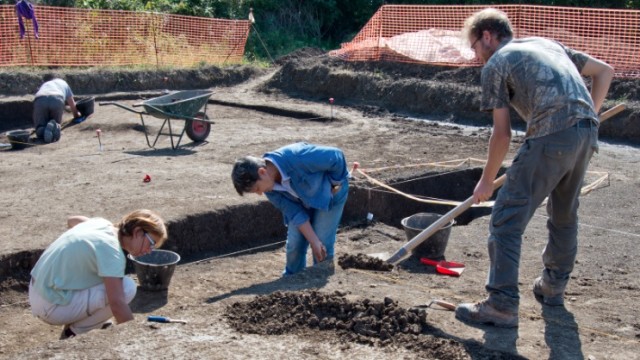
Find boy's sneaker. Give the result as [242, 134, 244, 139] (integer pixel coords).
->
[455, 299, 518, 328]
[533, 277, 564, 306]
[43, 120, 55, 144]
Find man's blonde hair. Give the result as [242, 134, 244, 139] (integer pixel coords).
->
[463, 8, 513, 44]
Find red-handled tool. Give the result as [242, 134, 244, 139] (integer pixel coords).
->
[420, 258, 465, 276]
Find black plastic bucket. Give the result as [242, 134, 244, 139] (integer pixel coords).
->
[7, 130, 31, 150]
[128, 249, 180, 291]
[75, 97, 95, 117]
[401, 212, 454, 259]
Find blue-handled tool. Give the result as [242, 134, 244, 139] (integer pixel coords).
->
[147, 315, 188, 324]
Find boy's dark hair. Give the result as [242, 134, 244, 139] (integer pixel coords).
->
[231, 156, 266, 195]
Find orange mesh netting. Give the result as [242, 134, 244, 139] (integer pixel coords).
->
[1, 5, 250, 67]
[330, 5, 640, 78]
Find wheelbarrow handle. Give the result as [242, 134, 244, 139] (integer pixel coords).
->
[99, 102, 146, 114]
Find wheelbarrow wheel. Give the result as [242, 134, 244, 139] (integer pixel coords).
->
[185, 112, 211, 142]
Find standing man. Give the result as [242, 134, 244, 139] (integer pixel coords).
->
[33, 74, 81, 143]
[456, 8, 613, 328]
[231, 142, 350, 276]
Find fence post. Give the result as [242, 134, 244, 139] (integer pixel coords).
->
[375, 7, 383, 62]
[26, 36, 34, 66]
[153, 14, 160, 68]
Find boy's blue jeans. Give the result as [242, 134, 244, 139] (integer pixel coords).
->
[284, 181, 349, 275]
[486, 120, 598, 310]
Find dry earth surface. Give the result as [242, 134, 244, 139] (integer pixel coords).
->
[0, 49, 639, 359]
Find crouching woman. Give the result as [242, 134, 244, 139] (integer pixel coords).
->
[232, 142, 350, 275]
[29, 209, 167, 339]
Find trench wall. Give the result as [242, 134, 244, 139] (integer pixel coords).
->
[265, 58, 640, 143]
[0, 168, 487, 280]
[0, 66, 263, 133]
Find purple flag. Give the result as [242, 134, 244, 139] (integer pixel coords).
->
[16, 0, 39, 39]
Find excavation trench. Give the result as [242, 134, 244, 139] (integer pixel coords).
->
[0, 167, 488, 290]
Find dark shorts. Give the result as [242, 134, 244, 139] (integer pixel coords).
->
[33, 95, 65, 130]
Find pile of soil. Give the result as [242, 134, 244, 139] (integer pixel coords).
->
[338, 253, 394, 271]
[225, 290, 522, 359]
[274, 47, 326, 65]
[226, 291, 460, 355]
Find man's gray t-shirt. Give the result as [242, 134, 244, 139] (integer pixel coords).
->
[35, 79, 73, 101]
[480, 37, 598, 138]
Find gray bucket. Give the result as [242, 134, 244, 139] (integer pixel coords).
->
[128, 249, 180, 291]
[401, 212, 454, 259]
[75, 96, 95, 117]
[7, 130, 31, 150]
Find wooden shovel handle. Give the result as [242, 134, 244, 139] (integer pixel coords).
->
[600, 103, 625, 122]
[432, 300, 456, 311]
[401, 175, 505, 255]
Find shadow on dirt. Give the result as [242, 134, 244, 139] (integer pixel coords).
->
[130, 289, 169, 313]
[124, 148, 197, 157]
[451, 317, 521, 357]
[542, 305, 584, 359]
[206, 261, 335, 304]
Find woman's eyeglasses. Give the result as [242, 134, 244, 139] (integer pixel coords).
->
[144, 232, 156, 250]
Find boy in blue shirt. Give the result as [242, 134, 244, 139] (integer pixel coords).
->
[232, 142, 350, 275]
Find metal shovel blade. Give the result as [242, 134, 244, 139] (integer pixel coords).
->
[368, 252, 390, 260]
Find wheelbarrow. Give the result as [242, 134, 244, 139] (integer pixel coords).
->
[99, 90, 214, 150]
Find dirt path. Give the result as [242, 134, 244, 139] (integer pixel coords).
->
[1, 60, 639, 359]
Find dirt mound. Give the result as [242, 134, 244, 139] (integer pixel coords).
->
[0, 65, 265, 97]
[338, 253, 394, 271]
[225, 290, 523, 359]
[274, 47, 326, 65]
[226, 291, 462, 356]
[262, 55, 640, 143]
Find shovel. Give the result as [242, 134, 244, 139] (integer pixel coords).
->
[380, 103, 626, 266]
[384, 175, 506, 265]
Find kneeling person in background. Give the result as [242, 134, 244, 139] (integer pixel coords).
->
[32, 74, 81, 143]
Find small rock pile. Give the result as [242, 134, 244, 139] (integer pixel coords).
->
[337, 253, 394, 271]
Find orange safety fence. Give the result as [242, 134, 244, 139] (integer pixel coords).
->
[329, 5, 640, 78]
[0, 5, 250, 67]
